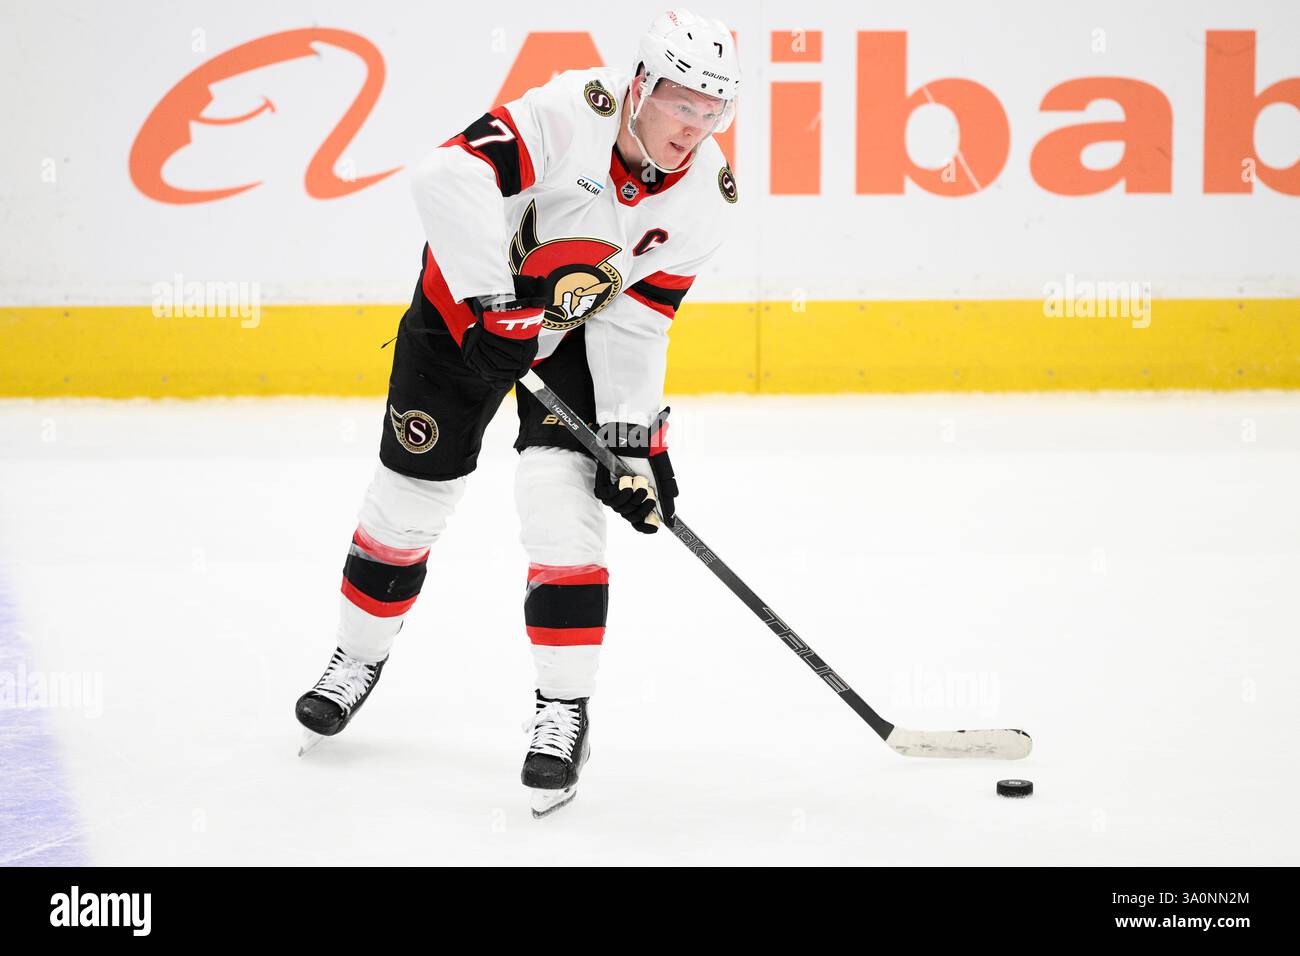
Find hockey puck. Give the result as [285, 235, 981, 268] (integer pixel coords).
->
[997, 779, 1033, 798]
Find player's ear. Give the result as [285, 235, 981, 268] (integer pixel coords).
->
[631, 63, 647, 107]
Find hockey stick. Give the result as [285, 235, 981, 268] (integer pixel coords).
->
[518, 370, 1031, 760]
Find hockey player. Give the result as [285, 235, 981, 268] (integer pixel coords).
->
[295, 9, 740, 817]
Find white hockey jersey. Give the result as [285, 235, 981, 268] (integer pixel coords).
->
[409, 66, 738, 428]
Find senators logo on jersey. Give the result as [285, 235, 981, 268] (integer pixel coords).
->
[509, 201, 623, 332]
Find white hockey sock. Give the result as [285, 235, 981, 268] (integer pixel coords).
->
[531, 645, 602, 700]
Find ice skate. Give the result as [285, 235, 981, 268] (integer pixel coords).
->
[521, 692, 591, 818]
[295, 647, 387, 756]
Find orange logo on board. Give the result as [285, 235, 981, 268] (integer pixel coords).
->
[129, 28, 400, 204]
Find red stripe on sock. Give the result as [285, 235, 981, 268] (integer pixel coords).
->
[526, 625, 606, 646]
[341, 578, 418, 618]
[352, 525, 429, 567]
[526, 563, 609, 586]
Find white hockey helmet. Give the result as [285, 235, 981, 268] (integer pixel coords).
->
[629, 9, 740, 171]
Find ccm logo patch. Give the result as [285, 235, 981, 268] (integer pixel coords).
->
[390, 406, 439, 453]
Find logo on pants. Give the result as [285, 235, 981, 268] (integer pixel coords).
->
[389, 406, 438, 453]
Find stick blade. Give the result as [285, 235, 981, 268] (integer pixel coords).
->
[886, 727, 1032, 760]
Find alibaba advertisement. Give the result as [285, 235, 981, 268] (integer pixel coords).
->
[1, 0, 1297, 395]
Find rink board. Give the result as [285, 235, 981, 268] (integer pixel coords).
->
[2, 299, 1298, 397]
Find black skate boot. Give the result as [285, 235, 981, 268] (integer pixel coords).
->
[521, 691, 591, 818]
[295, 647, 387, 755]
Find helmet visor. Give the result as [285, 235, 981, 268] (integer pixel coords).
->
[638, 76, 733, 135]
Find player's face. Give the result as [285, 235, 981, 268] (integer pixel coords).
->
[636, 79, 727, 167]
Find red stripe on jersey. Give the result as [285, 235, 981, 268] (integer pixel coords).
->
[505, 106, 536, 191]
[341, 578, 418, 618]
[527, 563, 610, 587]
[643, 271, 695, 291]
[443, 106, 535, 194]
[420, 245, 477, 344]
[526, 625, 606, 646]
[626, 287, 675, 319]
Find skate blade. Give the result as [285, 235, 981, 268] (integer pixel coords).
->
[529, 786, 577, 819]
[298, 730, 325, 757]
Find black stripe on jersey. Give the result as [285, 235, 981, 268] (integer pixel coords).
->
[629, 277, 690, 313]
[524, 583, 609, 629]
[343, 552, 428, 603]
[458, 112, 526, 196]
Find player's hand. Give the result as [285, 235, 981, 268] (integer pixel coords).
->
[593, 407, 678, 533]
[462, 275, 549, 387]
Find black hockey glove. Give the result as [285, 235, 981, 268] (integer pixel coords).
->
[461, 275, 550, 387]
[594, 407, 678, 534]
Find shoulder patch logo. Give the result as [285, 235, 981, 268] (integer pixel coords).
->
[389, 406, 439, 454]
[718, 165, 738, 204]
[583, 80, 617, 117]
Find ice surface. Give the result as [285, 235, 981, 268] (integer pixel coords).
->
[1, 392, 1297, 865]
[0, 587, 87, 865]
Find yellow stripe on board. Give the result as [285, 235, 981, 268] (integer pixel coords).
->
[1, 305, 403, 399]
[2, 299, 1297, 398]
[755, 298, 1300, 393]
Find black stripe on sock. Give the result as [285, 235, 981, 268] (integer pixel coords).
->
[343, 553, 428, 603]
[524, 583, 609, 629]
